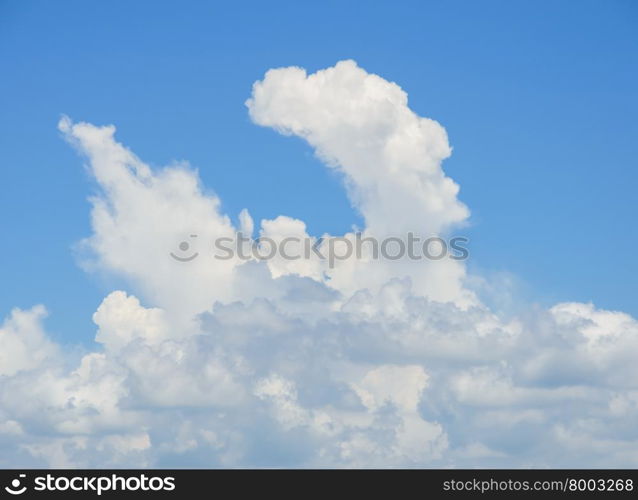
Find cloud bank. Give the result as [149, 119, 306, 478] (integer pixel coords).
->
[1, 61, 637, 467]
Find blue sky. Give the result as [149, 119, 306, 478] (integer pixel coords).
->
[1, 0, 638, 468]
[2, 1, 637, 345]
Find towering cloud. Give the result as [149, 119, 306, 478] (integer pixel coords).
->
[0, 61, 637, 467]
[247, 60, 468, 236]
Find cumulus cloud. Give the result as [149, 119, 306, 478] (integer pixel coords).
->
[1, 61, 637, 467]
[246, 60, 468, 236]
[0, 305, 57, 377]
[247, 60, 471, 303]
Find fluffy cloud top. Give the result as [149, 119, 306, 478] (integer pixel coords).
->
[1, 61, 637, 467]
[248, 60, 471, 303]
[247, 60, 468, 236]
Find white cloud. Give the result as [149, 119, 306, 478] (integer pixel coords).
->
[247, 60, 472, 304]
[0, 61, 636, 467]
[246, 60, 467, 236]
[94, 291, 170, 351]
[0, 305, 57, 377]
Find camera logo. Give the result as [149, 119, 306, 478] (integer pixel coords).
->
[5, 474, 27, 495]
[170, 234, 199, 262]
